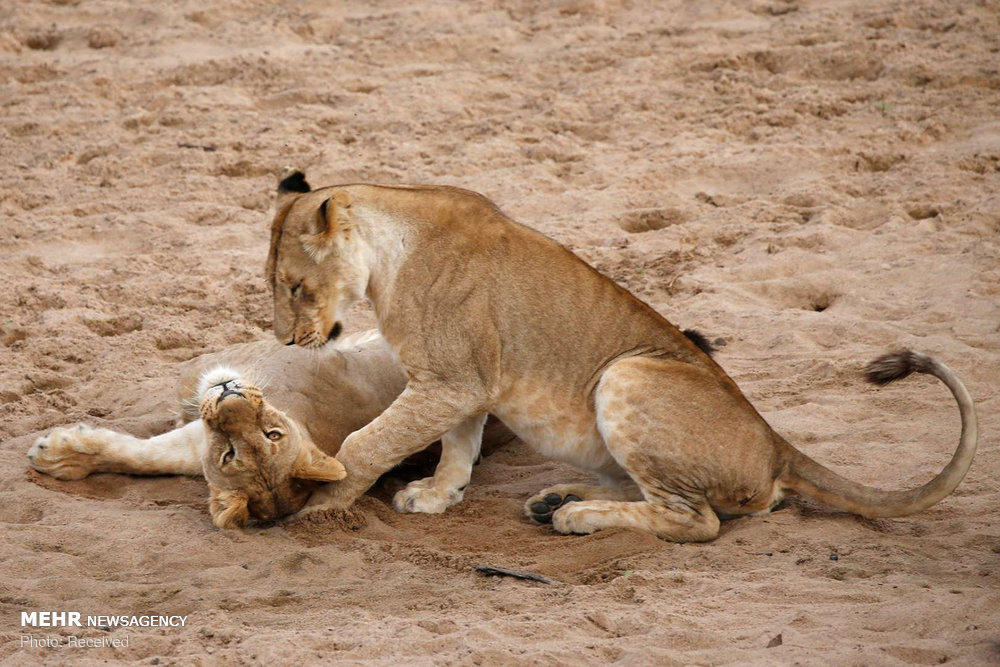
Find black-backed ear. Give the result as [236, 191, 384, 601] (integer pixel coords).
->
[301, 192, 352, 261]
[273, 168, 311, 226]
[278, 168, 310, 193]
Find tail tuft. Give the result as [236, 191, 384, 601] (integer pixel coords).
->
[787, 349, 976, 518]
[865, 350, 932, 386]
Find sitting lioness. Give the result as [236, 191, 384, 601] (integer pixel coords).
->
[266, 169, 977, 542]
[27, 331, 482, 528]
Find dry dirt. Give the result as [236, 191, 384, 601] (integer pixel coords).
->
[2, 0, 999, 664]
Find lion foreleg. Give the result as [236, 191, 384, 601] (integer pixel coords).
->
[392, 413, 486, 514]
[296, 381, 485, 515]
[28, 421, 206, 480]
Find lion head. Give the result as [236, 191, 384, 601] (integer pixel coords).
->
[265, 169, 368, 349]
[197, 367, 346, 528]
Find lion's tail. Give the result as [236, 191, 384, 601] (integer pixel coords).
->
[779, 350, 978, 518]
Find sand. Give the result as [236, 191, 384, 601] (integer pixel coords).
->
[2, 0, 999, 664]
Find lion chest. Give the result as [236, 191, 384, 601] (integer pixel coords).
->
[492, 380, 613, 472]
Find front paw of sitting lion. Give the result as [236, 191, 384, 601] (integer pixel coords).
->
[392, 477, 463, 514]
[27, 424, 106, 480]
[285, 479, 360, 523]
[285, 504, 367, 530]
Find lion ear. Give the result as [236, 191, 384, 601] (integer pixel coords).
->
[278, 167, 310, 194]
[268, 168, 310, 285]
[208, 486, 250, 529]
[275, 167, 311, 212]
[292, 447, 347, 483]
[301, 192, 352, 261]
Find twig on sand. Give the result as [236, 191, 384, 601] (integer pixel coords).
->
[473, 565, 557, 585]
[177, 142, 217, 152]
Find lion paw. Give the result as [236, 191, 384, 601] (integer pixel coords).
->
[285, 506, 367, 531]
[27, 424, 107, 480]
[551, 502, 602, 535]
[284, 481, 359, 522]
[392, 478, 463, 514]
[525, 488, 583, 524]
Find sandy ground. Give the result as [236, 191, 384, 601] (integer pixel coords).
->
[2, 0, 999, 664]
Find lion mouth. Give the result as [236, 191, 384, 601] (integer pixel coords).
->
[214, 380, 245, 405]
[217, 388, 245, 404]
[291, 323, 343, 349]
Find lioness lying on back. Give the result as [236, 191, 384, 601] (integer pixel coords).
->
[267, 170, 977, 541]
[27, 331, 494, 528]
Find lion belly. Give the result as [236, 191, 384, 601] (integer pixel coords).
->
[492, 381, 618, 474]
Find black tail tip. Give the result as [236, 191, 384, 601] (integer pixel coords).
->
[683, 329, 715, 358]
[278, 170, 311, 193]
[865, 350, 931, 385]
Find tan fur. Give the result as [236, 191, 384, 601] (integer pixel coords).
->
[29, 331, 511, 526]
[271, 172, 978, 542]
[209, 488, 251, 530]
[27, 421, 207, 481]
[197, 377, 346, 526]
[30, 334, 408, 527]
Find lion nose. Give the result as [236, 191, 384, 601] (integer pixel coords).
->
[216, 383, 247, 407]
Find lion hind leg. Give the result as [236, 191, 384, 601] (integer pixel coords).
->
[552, 498, 720, 542]
[568, 355, 780, 542]
[525, 482, 642, 524]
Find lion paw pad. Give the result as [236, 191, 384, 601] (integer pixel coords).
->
[528, 493, 582, 524]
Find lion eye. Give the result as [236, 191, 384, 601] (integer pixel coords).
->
[221, 448, 235, 465]
[290, 283, 302, 297]
[265, 430, 283, 441]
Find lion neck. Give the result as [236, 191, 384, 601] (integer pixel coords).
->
[355, 205, 410, 324]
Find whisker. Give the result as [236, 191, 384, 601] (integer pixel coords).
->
[252, 369, 274, 392]
[253, 370, 273, 391]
